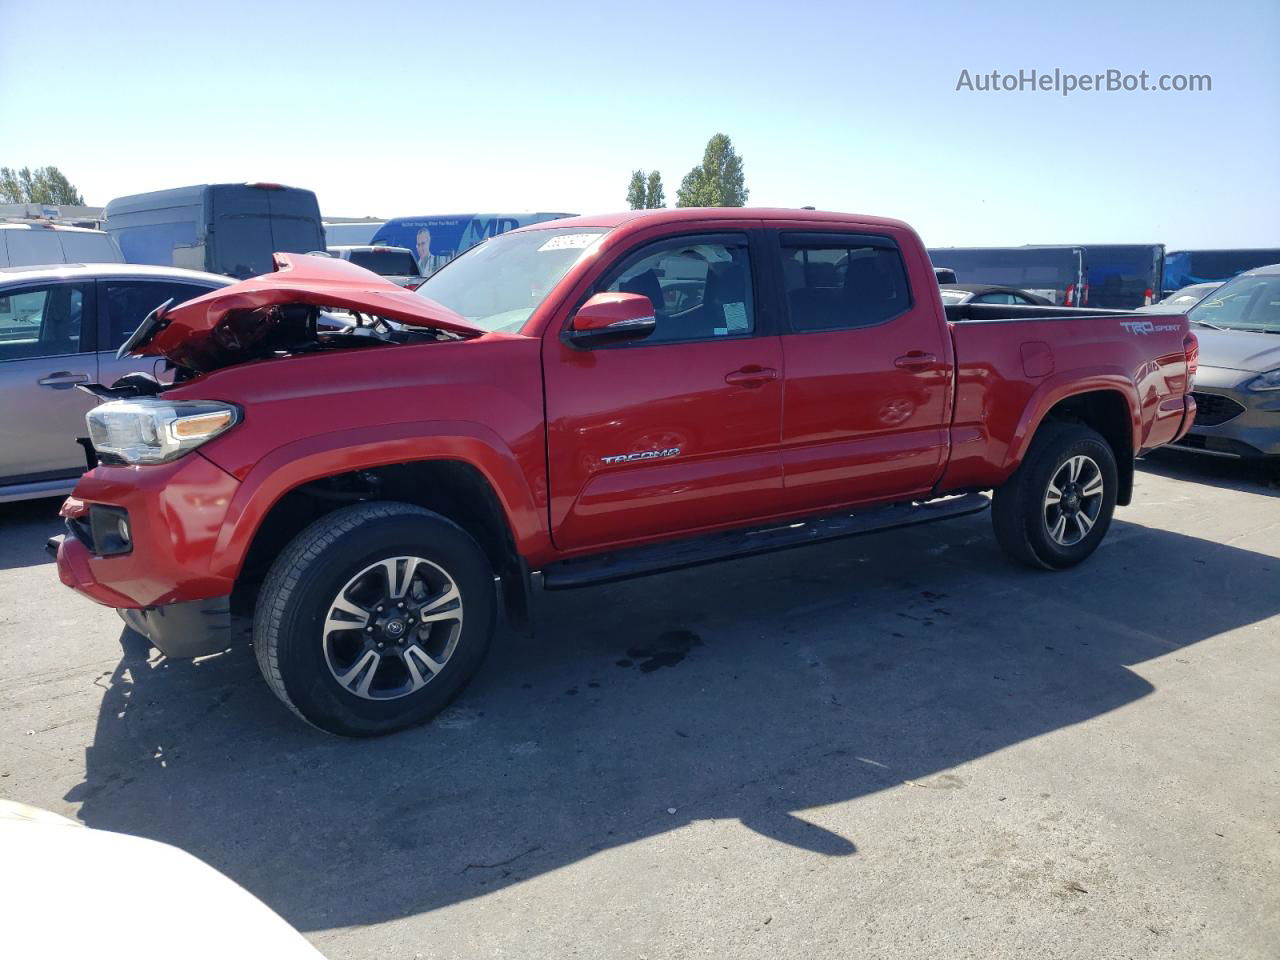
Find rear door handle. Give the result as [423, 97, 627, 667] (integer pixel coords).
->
[893, 352, 937, 369]
[37, 372, 90, 389]
[724, 366, 779, 387]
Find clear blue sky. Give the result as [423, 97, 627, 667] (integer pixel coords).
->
[2, 0, 1276, 248]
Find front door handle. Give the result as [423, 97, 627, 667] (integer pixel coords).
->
[724, 366, 778, 387]
[37, 371, 90, 389]
[893, 352, 937, 369]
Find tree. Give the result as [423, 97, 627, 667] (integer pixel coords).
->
[675, 134, 748, 208]
[626, 169, 667, 209]
[0, 166, 85, 205]
[645, 170, 665, 209]
[625, 170, 647, 210]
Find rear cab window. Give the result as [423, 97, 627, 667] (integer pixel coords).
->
[347, 249, 419, 276]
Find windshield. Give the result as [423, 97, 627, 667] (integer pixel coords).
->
[1188, 273, 1280, 333]
[414, 227, 608, 333]
[1158, 283, 1219, 307]
[938, 289, 969, 303]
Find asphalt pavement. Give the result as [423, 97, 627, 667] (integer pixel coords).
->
[1, 450, 1276, 959]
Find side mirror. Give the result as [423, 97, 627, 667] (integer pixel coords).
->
[566, 292, 657, 347]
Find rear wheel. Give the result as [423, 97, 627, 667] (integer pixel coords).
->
[253, 502, 496, 736]
[992, 423, 1118, 570]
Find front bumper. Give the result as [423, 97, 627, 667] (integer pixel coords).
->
[53, 453, 242, 658]
[1176, 369, 1280, 459]
[117, 596, 233, 658]
[47, 532, 232, 658]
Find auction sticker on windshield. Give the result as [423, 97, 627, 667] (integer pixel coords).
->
[538, 233, 602, 252]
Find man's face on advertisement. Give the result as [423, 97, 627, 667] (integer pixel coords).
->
[416, 229, 431, 260]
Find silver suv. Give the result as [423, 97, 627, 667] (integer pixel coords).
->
[0, 263, 231, 501]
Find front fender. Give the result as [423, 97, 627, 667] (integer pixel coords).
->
[207, 420, 548, 581]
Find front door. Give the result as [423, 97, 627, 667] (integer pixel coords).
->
[0, 280, 98, 484]
[544, 230, 784, 551]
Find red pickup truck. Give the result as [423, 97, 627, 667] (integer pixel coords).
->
[52, 209, 1197, 736]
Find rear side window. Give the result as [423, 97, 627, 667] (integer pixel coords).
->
[100, 280, 216, 349]
[0, 283, 94, 360]
[347, 249, 419, 276]
[780, 235, 911, 332]
[5, 229, 64, 267]
[601, 236, 755, 344]
[58, 231, 121, 264]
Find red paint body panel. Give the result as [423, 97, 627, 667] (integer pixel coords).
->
[174, 335, 552, 567]
[767, 219, 955, 512]
[55, 208, 1195, 611]
[56, 452, 241, 607]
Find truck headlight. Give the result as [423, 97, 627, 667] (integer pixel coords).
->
[1245, 368, 1280, 392]
[86, 398, 240, 465]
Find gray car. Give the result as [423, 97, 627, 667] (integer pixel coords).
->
[1135, 281, 1222, 314]
[1173, 264, 1280, 462]
[0, 263, 231, 501]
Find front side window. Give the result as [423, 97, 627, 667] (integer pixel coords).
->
[601, 237, 755, 344]
[416, 227, 609, 333]
[782, 240, 910, 332]
[0, 283, 91, 360]
[101, 280, 218, 349]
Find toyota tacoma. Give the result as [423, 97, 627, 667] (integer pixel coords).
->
[52, 209, 1198, 736]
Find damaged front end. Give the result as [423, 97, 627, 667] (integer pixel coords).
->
[116, 251, 483, 376]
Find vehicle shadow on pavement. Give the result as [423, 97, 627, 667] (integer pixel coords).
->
[66, 511, 1279, 932]
[1139, 449, 1279, 497]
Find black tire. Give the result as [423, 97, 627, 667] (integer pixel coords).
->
[992, 423, 1119, 570]
[253, 502, 496, 737]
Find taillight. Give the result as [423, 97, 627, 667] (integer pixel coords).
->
[1143, 287, 1153, 306]
[1184, 332, 1199, 389]
[1065, 283, 1075, 306]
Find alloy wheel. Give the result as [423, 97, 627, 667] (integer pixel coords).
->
[321, 556, 464, 701]
[1043, 454, 1105, 547]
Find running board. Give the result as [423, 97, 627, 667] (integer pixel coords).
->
[541, 493, 990, 590]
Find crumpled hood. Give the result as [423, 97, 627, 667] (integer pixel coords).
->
[1194, 327, 1280, 373]
[127, 252, 481, 371]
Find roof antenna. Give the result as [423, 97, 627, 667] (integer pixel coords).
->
[800, 205, 816, 210]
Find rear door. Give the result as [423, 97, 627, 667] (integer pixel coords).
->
[771, 228, 952, 513]
[0, 280, 98, 483]
[209, 186, 273, 278]
[543, 227, 785, 550]
[95, 276, 225, 387]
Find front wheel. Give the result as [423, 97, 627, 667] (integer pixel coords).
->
[992, 423, 1119, 570]
[253, 502, 496, 736]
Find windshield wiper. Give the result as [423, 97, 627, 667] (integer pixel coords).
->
[1191, 319, 1225, 330]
